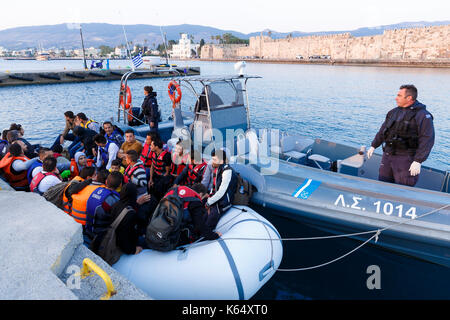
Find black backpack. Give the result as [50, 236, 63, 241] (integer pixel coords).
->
[145, 189, 185, 252]
[95, 207, 132, 265]
[232, 173, 253, 206]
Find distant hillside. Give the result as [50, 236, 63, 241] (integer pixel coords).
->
[0, 23, 248, 50]
[0, 21, 448, 50]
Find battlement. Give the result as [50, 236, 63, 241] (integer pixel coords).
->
[201, 25, 450, 62]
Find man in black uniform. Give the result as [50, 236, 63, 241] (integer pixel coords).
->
[141, 86, 159, 133]
[367, 84, 435, 187]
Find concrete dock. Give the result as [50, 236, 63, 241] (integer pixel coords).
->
[0, 183, 151, 300]
[0, 66, 200, 87]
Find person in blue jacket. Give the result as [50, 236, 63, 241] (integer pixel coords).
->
[102, 121, 125, 147]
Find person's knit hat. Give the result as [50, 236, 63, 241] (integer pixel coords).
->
[75, 151, 86, 165]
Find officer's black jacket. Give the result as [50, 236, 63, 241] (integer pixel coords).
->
[371, 100, 435, 163]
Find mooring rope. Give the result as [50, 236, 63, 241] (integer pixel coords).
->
[222, 203, 449, 243]
[222, 203, 450, 272]
[180, 203, 449, 272]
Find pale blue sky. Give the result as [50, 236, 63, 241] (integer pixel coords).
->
[1, 0, 448, 33]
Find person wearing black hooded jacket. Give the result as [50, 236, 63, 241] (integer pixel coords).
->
[141, 86, 159, 133]
[90, 183, 143, 255]
[73, 125, 97, 158]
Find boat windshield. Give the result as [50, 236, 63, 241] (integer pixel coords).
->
[207, 80, 245, 110]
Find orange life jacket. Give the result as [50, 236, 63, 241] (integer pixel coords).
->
[70, 183, 104, 225]
[62, 176, 85, 215]
[69, 158, 95, 180]
[0, 153, 30, 188]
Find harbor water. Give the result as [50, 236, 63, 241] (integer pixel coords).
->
[1, 59, 449, 299]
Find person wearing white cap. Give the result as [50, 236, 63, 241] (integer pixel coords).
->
[70, 151, 94, 179]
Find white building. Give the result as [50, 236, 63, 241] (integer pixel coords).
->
[0, 46, 8, 56]
[114, 47, 128, 58]
[171, 34, 199, 59]
[85, 47, 100, 57]
[73, 49, 84, 57]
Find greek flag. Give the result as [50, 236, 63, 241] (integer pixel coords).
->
[132, 52, 143, 68]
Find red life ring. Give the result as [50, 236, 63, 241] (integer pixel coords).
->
[168, 80, 182, 105]
[120, 84, 132, 110]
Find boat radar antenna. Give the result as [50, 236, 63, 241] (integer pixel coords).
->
[234, 61, 247, 77]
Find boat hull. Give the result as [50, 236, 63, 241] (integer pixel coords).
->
[231, 158, 450, 268]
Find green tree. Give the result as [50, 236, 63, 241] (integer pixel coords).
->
[168, 40, 176, 50]
[99, 45, 114, 56]
[156, 43, 166, 56]
[143, 39, 148, 53]
[220, 33, 249, 45]
[199, 38, 205, 51]
[156, 40, 176, 57]
[133, 44, 143, 54]
[223, 33, 231, 44]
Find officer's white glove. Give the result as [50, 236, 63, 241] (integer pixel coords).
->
[409, 161, 421, 176]
[367, 146, 375, 159]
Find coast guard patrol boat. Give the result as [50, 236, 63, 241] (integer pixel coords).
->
[113, 68, 450, 270]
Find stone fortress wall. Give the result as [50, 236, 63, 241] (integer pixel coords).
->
[200, 25, 450, 62]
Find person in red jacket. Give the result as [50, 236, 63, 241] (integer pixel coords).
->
[148, 138, 172, 200]
[170, 139, 189, 179]
[173, 149, 207, 187]
[30, 156, 61, 195]
[140, 132, 158, 168]
[163, 183, 222, 245]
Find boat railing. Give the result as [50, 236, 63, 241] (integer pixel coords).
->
[116, 105, 147, 125]
[118, 69, 183, 124]
[118, 69, 200, 125]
